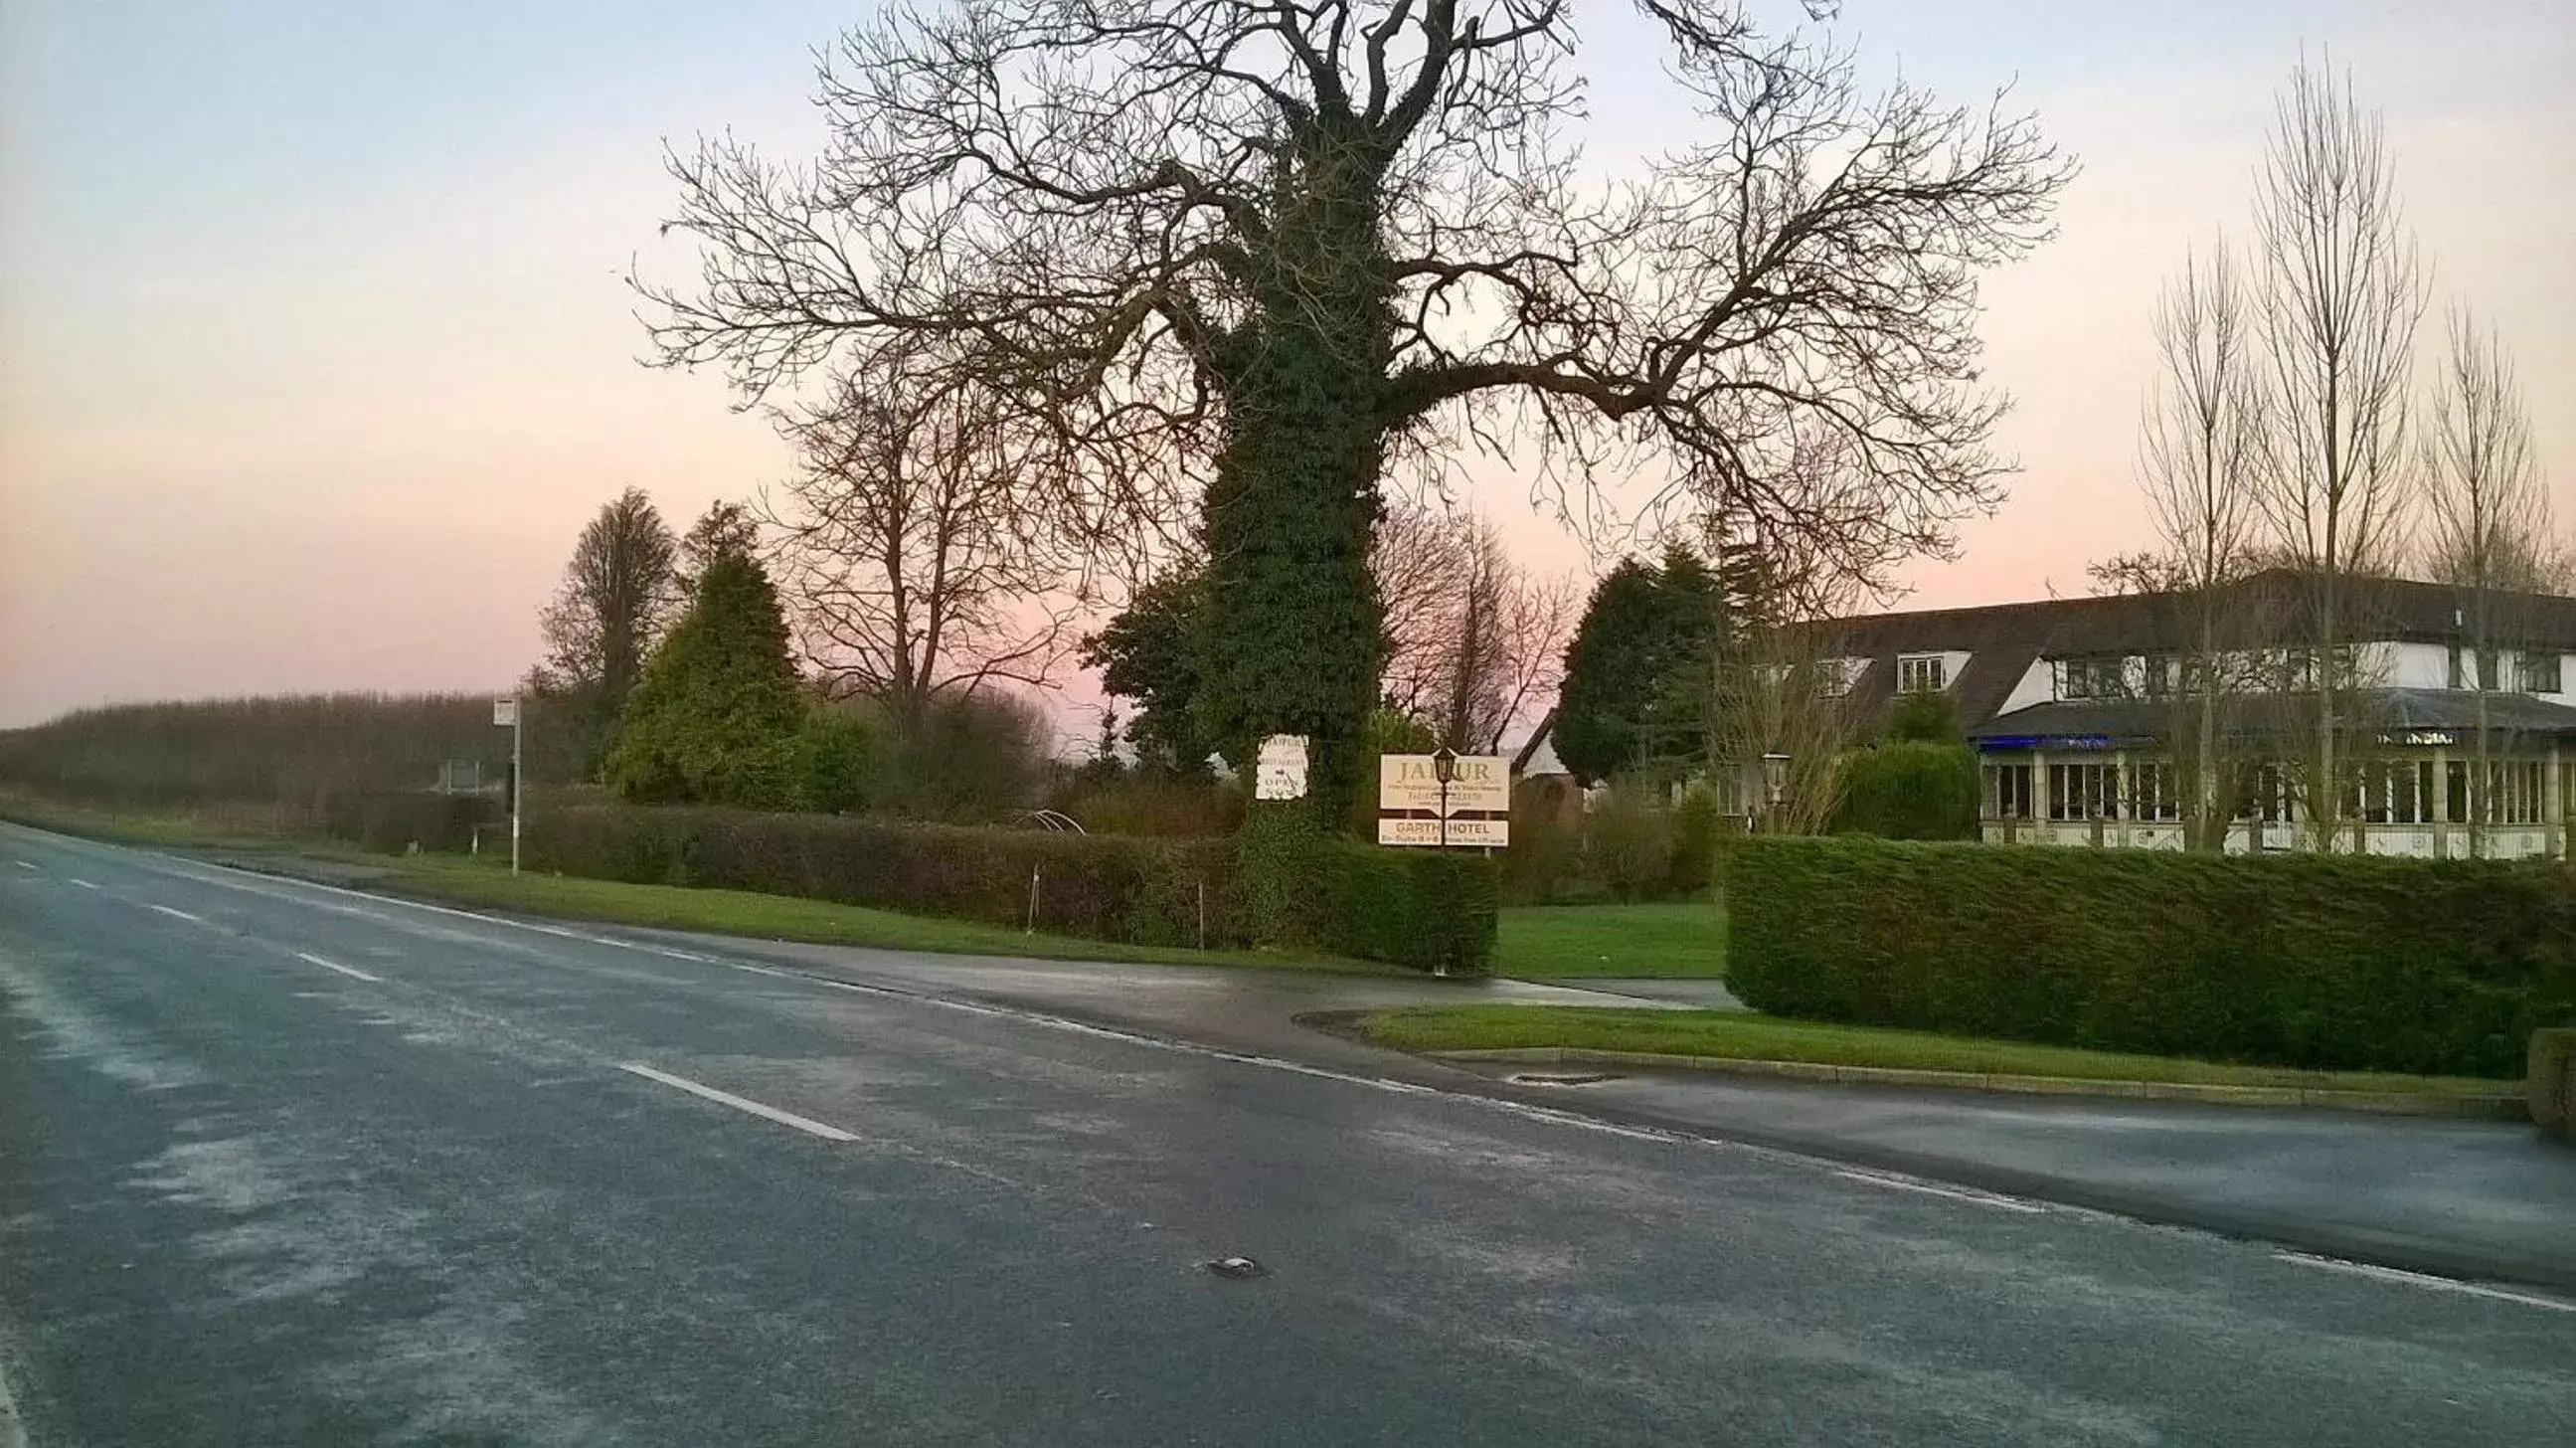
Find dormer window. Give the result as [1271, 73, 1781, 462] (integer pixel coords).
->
[1896, 654, 1947, 693]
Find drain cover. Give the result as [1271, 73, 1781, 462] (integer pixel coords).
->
[1510, 1071, 1622, 1087]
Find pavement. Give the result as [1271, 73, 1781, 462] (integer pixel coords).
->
[3, 821, 2573, 1445]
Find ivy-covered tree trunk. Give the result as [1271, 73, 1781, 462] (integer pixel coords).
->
[1193, 130, 1397, 943]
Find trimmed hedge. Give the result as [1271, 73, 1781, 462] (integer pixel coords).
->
[529, 804, 1229, 947]
[1833, 743, 1978, 840]
[322, 791, 500, 854]
[1322, 842, 1499, 976]
[1728, 835, 2576, 1079]
[524, 801, 1498, 972]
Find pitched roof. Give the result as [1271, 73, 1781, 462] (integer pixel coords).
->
[1790, 569, 2576, 732]
[1967, 688, 2576, 749]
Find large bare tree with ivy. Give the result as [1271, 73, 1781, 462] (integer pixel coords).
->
[639, 0, 2072, 833]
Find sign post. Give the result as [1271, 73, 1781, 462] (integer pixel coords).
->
[1254, 735, 1310, 802]
[493, 697, 522, 875]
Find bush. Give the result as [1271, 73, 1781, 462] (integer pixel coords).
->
[1666, 787, 1726, 897]
[1500, 778, 1583, 905]
[1322, 841, 1499, 976]
[1834, 743, 1979, 840]
[791, 707, 878, 814]
[530, 803, 1230, 947]
[1582, 785, 1675, 901]
[322, 791, 500, 854]
[873, 692, 1053, 820]
[1727, 835, 2576, 1079]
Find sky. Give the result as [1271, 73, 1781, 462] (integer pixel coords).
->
[3, 1, 2571, 731]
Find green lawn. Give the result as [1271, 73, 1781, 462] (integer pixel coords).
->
[1495, 901, 1727, 980]
[1350, 1005, 2515, 1096]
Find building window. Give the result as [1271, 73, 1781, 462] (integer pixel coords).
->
[2047, 762, 2116, 821]
[2518, 651, 2563, 694]
[1897, 654, 1947, 693]
[2057, 655, 2132, 701]
[2143, 654, 2178, 696]
[2448, 645, 2464, 689]
[2131, 761, 2180, 821]
[2484, 761, 2546, 824]
[2447, 761, 2470, 822]
[2240, 764, 2296, 823]
[1983, 763, 2033, 820]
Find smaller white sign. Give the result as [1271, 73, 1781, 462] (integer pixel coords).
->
[492, 698, 519, 727]
[1378, 816, 1509, 848]
[1254, 734, 1309, 801]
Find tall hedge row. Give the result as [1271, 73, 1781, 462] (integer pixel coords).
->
[523, 803, 1497, 971]
[1727, 835, 2576, 1079]
[529, 804, 1229, 947]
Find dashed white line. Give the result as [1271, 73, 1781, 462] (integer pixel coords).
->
[295, 951, 383, 984]
[69, 878, 98, 890]
[1835, 1168, 2049, 1215]
[145, 904, 205, 924]
[2275, 1252, 2576, 1314]
[616, 1062, 859, 1142]
[12, 860, 34, 870]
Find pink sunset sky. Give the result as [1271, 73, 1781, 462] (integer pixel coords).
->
[3, 1, 2570, 734]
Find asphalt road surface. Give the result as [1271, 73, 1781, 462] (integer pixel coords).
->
[2, 824, 2570, 1446]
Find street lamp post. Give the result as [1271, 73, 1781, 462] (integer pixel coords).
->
[1430, 746, 1459, 978]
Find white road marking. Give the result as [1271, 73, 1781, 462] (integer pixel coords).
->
[295, 951, 382, 984]
[1834, 1168, 2049, 1214]
[70, 878, 99, 890]
[146, 904, 205, 924]
[2275, 1252, 2576, 1314]
[35, 826, 2576, 1308]
[616, 1062, 859, 1142]
[13, 860, 35, 870]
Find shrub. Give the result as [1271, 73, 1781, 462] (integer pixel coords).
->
[1583, 785, 1675, 901]
[1883, 689, 1962, 743]
[529, 803, 1230, 946]
[0, 692, 504, 812]
[1322, 840, 1499, 976]
[1499, 777, 1583, 904]
[1834, 743, 1979, 840]
[1666, 787, 1726, 897]
[1727, 835, 2576, 1079]
[873, 692, 1053, 820]
[322, 791, 500, 854]
[791, 707, 878, 814]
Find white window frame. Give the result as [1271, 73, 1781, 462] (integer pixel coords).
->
[1896, 653, 1948, 694]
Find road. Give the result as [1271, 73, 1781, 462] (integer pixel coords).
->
[2, 823, 2569, 1445]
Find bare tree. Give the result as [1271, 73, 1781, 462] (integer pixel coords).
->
[535, 488, 681, 774]
[1373, 502, 1469, 716]
[2137, 241, 2268, 849]
[2421, 302, 2556, 849]
[770, 344, 1076, 738]
[2251, 56, 2429, 846]
[1374, 508, 1574, 751]
[638, 0, 2074, 827]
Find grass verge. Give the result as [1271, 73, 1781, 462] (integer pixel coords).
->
[1350, 1004, 2516, 1096]
[0, 792, 1390, 976]
[1494, 901, 1726, 980]
[375, 854, 1389, 973]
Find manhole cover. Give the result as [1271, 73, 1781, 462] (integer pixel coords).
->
[1509, 1071, 1622, 1087]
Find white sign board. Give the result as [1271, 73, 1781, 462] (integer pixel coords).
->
[1254, 734, 1309, 801]
[1378, 816, 1509, 848]
[1377, 754, 1509, 815]
[492, 698, 519, 727]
